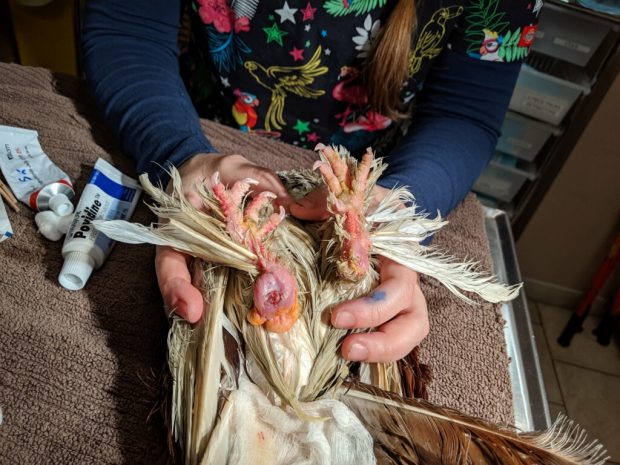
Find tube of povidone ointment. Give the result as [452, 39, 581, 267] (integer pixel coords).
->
[59, 158, 142, 291]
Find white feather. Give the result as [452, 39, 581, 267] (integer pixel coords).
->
[93, 219, 257, 274]
[374, 242, 521, 303]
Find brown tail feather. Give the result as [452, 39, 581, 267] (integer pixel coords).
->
[398, 346, 432, 400]
[342, 382, 608, 465]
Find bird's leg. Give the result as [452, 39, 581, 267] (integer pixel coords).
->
[211, 174, 299, 333]
[211, 173, 258, 244]
[314, 144, 373, 282]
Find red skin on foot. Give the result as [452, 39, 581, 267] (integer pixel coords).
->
[314, 144, 373, 282]
[211, 174, 300, 333]
[339, 210, 371, 281]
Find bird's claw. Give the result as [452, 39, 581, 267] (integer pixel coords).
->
[211, 173, 284, 246]
[313, 144, 373, 214]
[314, 144, 373, 281]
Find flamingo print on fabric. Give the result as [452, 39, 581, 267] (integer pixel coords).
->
[332, 66, 391, 133]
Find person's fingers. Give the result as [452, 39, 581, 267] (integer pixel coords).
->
[219, 158, 294, 210]
[185, 190, 205, 210]
[289, 187, 331, 221]
[331, 276, 412, 329]
[155, 245, 204, 323]
[341, 300, 429, 362]
[238, 161, 293, 208]
[337, 257, 429, 362]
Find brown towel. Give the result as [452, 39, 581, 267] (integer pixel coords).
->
[0, 63, 513, 465]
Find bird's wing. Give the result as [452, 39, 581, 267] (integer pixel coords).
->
[278, 75, 326, 98]
[232, 105, 248, 126]
[266, 46, 328, 82]
[300, 46, 329, 78]
[417, 31, 442, 50]
[421, 47, 442, 60]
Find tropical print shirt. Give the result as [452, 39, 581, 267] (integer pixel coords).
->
[181, 0, 541, 155]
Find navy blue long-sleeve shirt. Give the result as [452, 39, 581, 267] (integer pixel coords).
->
[83, 0, 539, 218]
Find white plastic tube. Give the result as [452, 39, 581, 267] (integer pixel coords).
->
[59, 158, 142, 291]
[0, 125, 75, 215]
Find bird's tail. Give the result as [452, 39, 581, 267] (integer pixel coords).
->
[343, 383, 608, 465]
[265, 90, 286, 131]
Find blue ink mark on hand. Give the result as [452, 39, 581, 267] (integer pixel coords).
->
[366, 291, 386, 302]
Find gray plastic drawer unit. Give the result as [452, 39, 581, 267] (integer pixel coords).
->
[497, 112, 557, 162]
[532, 2, 611, 67]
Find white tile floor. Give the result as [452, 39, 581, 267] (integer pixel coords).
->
[529, 300, 620, 464]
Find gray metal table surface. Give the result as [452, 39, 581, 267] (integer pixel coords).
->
[485, 207, 551, 432]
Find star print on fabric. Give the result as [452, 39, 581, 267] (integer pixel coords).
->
[324, 48, 331, 55]
[307, 132, 320, 142]
[304, 24, 311, 32]
[289, 46, 305, 61]
[293, 119, 310, 134]
[300, 2, 317, 21]
[220, 76, 231, 87]
[320, 29, 328, 37]
[275, 1, 297, 24]
[263, 22, 288, 46]
[305, 40, 311, 48]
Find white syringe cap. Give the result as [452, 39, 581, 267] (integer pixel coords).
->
[48, 193, 74, 216]
[59, 251, 95, 291]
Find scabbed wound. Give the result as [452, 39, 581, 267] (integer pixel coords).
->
[339, 210, 371, 281]
[248, 261, 299, 333]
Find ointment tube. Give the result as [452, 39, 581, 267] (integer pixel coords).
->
[0, 125, 74, 215]
[59, 158, 141, 291]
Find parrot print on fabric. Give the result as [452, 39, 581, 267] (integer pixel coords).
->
[232, 90, 260, 132]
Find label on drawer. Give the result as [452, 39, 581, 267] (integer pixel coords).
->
[506, 137, 533, 150]
[521, 93, 565, 118]
[553, 37, 591, 54]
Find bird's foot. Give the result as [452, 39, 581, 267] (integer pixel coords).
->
[211, 174, 299, 333]
[314, 144, 373, 281]
[211, 173, 285, 249]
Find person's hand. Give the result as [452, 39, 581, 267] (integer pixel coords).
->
[332, 256, 428, 362]
[290, 185, 429, 362]
[289, 184, 387, 221]
[155, 153, 293, 323]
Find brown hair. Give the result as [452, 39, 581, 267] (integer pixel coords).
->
[365, 0, 417, 119]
